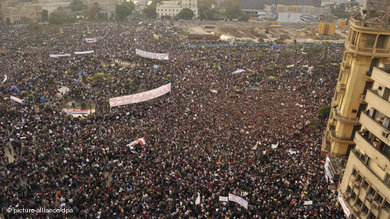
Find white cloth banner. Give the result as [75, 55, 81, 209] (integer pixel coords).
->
[10, 95, 23, 104]
[50, 54, 71, 58]
[2, 75, 7, 83]
[232, 69, 245, 74]
[338, 194, 351, 217]
[85, 38, 97, 43]
[271, 142, 279, 149]
[228, 193, 248, 209]
[304, 200, 313, 205]
[135, 49, 169, 61]
[195, 193, 201, 205]
[219, 196, 228, 202]
[74, 50, 94, 55]
[110, 83, 171, 108]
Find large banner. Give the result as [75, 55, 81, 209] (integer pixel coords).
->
[74, 50, 94, 55]
[50, 54, 71, 58]
[109, 83, 171, 107]
[228, 193, 248, 209]
[135, 49, 169, 61]
[10, 96, 23, 104]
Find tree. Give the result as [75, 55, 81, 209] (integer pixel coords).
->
[83, 2, 101, 20]
[224, 5, 242, 20]
[41, 9, 49, 21]
[115, 2, 135, 21]
[175, 8, 194, 20]
[49, 8, 74, 24]
[305, 46, 323, 64]
[71, 0, 86, 12]
[143, 4, 157, 18]
[318, 105, 331, 121]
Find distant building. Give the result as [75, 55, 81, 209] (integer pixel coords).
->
[86, 0, 122, 17]
[156, 0, 198, 19]
[0, 0, 71, 24]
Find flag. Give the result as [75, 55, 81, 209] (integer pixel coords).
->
[252, 141, 259, 150]
[126, 138, 146, 147]
[195, 193, 201, 205]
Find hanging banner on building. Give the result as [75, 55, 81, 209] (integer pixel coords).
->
[49, 54, 71, 58]
[228, 193, 248, 209]
[135, 49, 169, 61]
[338, 194, 351, 217]
[324, 156, 335, 183]
[10, 95, 23, 104]
[109, 83, 171, 107]
[85, 38, 97, 43]
[74, 50, 94, 55]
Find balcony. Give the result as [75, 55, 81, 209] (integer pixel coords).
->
[354, 132, 390, 171]
[341, 65, 351, 74]
[371, 67, 390, 89]
[330, 130, 355, 144]
[336, 83, 346, 94]
[345, 41, 390, 57]
[332, 108, 359, 125]
[365, 90, 390, 117]
[345, 150, 390, 199]
[359, 112, 390, 145]
[349, 17, 390, 32]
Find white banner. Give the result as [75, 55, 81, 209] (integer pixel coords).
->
[10, 95, 23, 104]
[74, 50, 94, 55]
[49, 54, 71, 58]
[2, 75, 7, 83]
[338, 194, 351, 217]
[110, 83, 171, 108]
[135, 49, 169, 61]
[228, 193, 248, 209]
[232, 69, 245, 74]
[219, 196, 228, 202]
[85, 38, 97, 43]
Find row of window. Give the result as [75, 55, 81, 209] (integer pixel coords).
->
[348, 169, 390, 218]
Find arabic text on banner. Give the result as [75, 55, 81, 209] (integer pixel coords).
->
[135, 49, 169, 61]
[109, 83, 171, 107]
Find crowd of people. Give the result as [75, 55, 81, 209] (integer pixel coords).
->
[0, 20, 346, 218]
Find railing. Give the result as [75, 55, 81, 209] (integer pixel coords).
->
[330, 130, 355, 144]
[332, 108, 359, 125]
[356, 131, 390, 163]
[345, 42, 390, 57]
[349, 18, 389, 30]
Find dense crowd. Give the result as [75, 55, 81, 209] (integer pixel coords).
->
[0, 20, 345, 218]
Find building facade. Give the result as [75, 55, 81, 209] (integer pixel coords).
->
[86, 0, 122, 17]
[156, 0, 198, 19]
[322, 0, 390, 218]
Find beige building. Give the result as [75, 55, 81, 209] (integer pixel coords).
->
[156, 0, 198, 19]
[86, 0, 122, 17]
[0, 0, 71, 24]
[322, 0, 390, 218]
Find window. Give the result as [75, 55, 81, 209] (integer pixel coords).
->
[384, 201, 390, 212]
[362, 205, 369, 215]
[352, 168, 358, 177]
[376, 35, 388, 49]
[368, 187, 376, 197]
[362, 180, 369, 189]
[374, 193, 383, 203]
[352, 109, 357, 113]
[362, 33, 376, 48]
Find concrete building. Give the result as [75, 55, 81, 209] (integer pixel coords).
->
[0, 0, 71, 24]
[322, 0, 390, 218]
[86, 0, 122, 17]
[156, 0, 198, 19]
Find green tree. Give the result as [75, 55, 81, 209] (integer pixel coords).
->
[318, 105, 331, 120]
[41, 9, 49, 21]
[115, 2, 135, 21]
[175, 8, 194, 20]
[83, 2, 101, 20]
[305, 46, 323, 63]
[71, 0, 86, 12]
[49, 8, 74, 24]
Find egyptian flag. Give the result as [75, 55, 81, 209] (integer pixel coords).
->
[127, 138, 146, 148]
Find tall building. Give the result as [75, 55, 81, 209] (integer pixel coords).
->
[322, 0, 390, 218]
